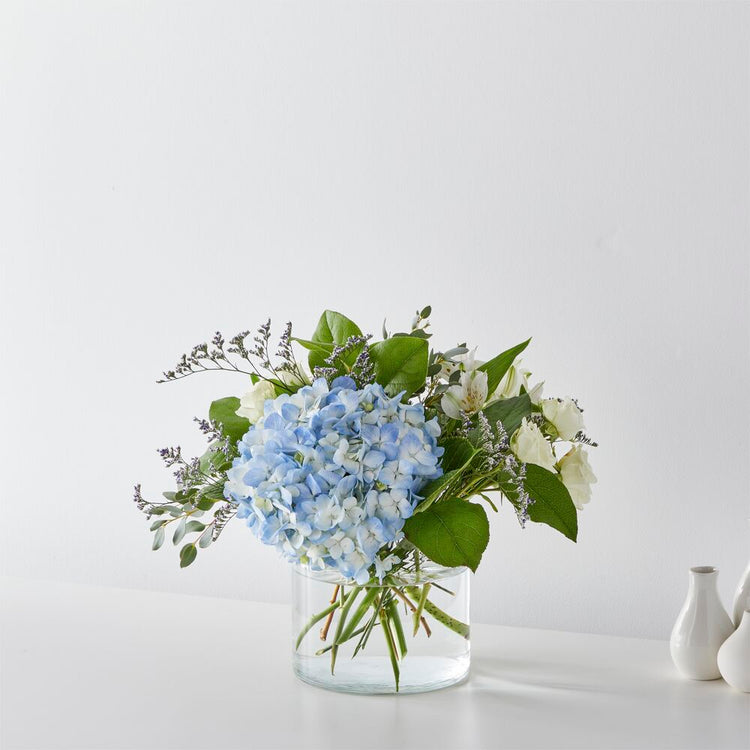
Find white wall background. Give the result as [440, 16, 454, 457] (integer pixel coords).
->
[1, 1, 748, 640]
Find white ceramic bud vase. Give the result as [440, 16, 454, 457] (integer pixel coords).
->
[718, 609, 750, 692]
[731, 561, 750, 627]
[670, 566, 734, 680]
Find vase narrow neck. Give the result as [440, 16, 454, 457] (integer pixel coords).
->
[689, 566, 720, 597]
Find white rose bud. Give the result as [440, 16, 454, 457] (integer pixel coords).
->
[541, 398, 584, 441]
[558, 445, 597, 509]
[236, 379, 275, 423]
[511, 418, 557, 472]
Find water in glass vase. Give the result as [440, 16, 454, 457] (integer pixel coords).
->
[291, 562, 470, 694]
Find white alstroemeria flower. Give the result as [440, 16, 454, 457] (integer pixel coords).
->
[511, 418, 557, 472]
[558, 445, 597, 509]
[236, 379, 275, 423]
[439, 347, 483, 381]
[541, 398, 584, 441]
[492, 358, 545, 405]
[441, 368, 489, 419]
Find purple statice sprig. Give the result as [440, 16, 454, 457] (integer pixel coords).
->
[157, 320, 308, 393]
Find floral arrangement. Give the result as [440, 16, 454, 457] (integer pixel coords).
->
[134, 308, 596, 688]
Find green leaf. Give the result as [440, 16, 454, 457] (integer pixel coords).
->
[199, 445, 229, 474]
[201, 483, 226, 501]
[150, 519, 167, 531]
[162, 491, 176, 501]
[196, 497, 217, 511]
[478, 338, 531, 395]
[179, 543, 197, 568]
[523, 464, 578, 542]
[293, 337, 334, 359]
[414, 438, 479, 514]
[306, 311, 363, 369]
[152, 526, 165, 550]
[209, 397, 250, 443]
[473, 393, 532, 442]
[404, 497, 490, 572]
[440, 437, 477, 472]
[369, 337, 428, 398]
[185, 520, 206, 533]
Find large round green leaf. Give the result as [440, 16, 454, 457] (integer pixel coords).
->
[404, 497, 489, 572]
[369, 337, 428, 398]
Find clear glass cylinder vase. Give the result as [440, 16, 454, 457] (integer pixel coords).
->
[291, 562, 470, 694]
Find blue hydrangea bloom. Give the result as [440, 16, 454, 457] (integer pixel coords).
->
[224, 377, 443, 583]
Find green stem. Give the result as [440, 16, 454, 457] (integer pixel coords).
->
[405, 586, 470, 639]
[315, 624, 371, 655]
[353, 593, 382, 657]
[412, 583, 431, 636]
[295, 599, 341, 650]
[387, 600, 408, 658]
[379, 607, 400, 692]
[330, 586, 362, 674]
[338, 587, 379, 643]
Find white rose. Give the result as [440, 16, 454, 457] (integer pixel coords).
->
[493, 358, 544, 404]
[541, 398, 584, 441]
[511, 418, 557, 472]
[558, 445, 597, 509]
[236, 379, 275, 423]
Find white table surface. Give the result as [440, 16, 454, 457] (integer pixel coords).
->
[1, 577, 748, 750]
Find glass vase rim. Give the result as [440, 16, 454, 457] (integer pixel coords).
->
[292, 561, 468, 587]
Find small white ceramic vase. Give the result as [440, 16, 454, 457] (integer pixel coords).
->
[718, 609, 750, 692]
[731, 562, 750, 627]
[670, 566, 734, 680]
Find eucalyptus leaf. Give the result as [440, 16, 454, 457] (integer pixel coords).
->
[150, 519, 167, 531]
[172, 516, 187, 545]
[179, 543, 197, 568]
[404, 497, 489, 572]
[185, 520, 206, 533]
[152, 526, 165, 550]
[198, 526, 214, 548]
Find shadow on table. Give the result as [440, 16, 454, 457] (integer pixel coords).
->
[468, 654, 629, 697]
